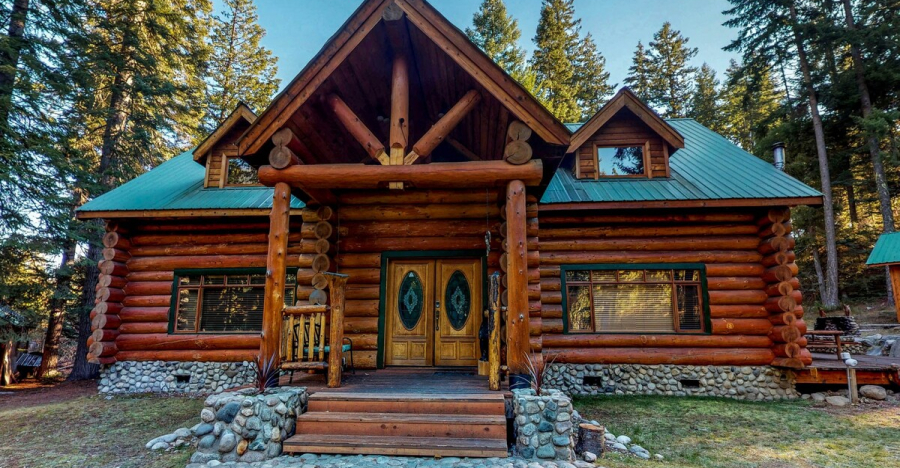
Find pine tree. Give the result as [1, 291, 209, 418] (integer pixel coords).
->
[203, 0, 280, 133]
[573, 33, 614, 120]
[465, 0, 525, 76]
[531, 0, 581, 122]
[624, 41, 653, 102]
[646, 22, 698, 118]
[688, 63, 721, 131]
[719, 60, 782, 150]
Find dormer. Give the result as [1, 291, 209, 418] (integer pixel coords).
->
[193, 103, 260, 188]
[567, 88, 684, 180]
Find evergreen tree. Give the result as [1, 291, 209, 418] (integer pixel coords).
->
[573, 33, 613, 120]
[688, 63, 721, 131]
[203, 0, 280, 133]
[719, 60, 782, 150]
[465, 0, 525, 76]
[646, 22, 698, 118]
[624, 41, 653, 102]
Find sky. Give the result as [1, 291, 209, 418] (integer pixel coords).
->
[229, 0, 741, 92]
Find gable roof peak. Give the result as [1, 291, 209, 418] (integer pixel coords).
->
[193, 102, 257, 162]
[567, 87, 684, 154]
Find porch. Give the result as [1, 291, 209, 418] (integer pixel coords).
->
[278, 366, 511, 395]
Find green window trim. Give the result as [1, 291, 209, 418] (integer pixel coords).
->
[560, 263, 712, 335]
[168, 267, 298, 335]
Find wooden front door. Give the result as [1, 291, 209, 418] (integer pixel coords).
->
[385, 258, 482, 367]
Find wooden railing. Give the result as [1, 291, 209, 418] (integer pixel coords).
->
[281, 272, 348, 388]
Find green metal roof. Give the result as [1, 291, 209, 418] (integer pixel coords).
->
[77, 151, 305, 214]
[866, 232, 900, 266]
[542, 119, 822, 204]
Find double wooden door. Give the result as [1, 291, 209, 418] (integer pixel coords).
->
[385, 259, 482, 367]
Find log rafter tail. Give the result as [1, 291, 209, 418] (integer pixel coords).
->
[758, 207, 809, 369]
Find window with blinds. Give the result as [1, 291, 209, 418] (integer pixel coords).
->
[173, 270, 296, 333]
[564, 267, 705, 334]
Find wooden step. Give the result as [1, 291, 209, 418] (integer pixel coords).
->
[308, 392, 506, 415]
[283, 434, 509, 458]
[296, 412, 507, 439]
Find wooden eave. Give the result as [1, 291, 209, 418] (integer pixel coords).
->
[238, 0, 571, 158]
[194, 103, 257, 162]
[538, 196, 824, 212]
[567, 88, 684, 154]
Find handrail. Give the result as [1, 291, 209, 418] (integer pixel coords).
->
[283, 304, 329, 315]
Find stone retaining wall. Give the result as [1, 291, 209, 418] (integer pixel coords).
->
[543, 364, 798, 400]
[190, 387, 307, 464]
[99, 361, 256, 394]
[512, 388, 575, 460]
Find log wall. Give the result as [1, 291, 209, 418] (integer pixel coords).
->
[538, 207, 808, 367]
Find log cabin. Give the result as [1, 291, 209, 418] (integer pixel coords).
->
[76, 0, 823, 457]
[867, 232, 900, 322]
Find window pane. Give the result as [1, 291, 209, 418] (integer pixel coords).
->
[285, 273, 297, 285]
[590, 270, 616, 282]
[645, 270, 672, 282]
[226, 157, 259, 185]
[597, 146, 644, 176]
[204, 275, 225, 285]
[250, 273, 266, 285]
[593, 283, 674, 332]
[674, 269, 700, 282]
[180, 275, 200, 286]
[199, 285, 264, 332]
[567, 285, 593, 332]
[176, 289, 199, 332]
[677, 285, 702, 331]
[566, 270, 590, 282]
[227, 275, 250, 285]
[618, 270, 644, 282]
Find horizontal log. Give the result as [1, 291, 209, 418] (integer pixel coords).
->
[338, 204, 500, 222]
[300, 206, 334, 223]
[540, 251, 762, 265]
[761, 251, 795, 267]
[92, 328, 119, 343]
[758, 236, 795, 255]
[708, 290, 769, 305]
[542, 334, 772, 349]
[338, 237, 494, 253]
[759, 221, 792, 238]
[345, 299, 379, 317]
[540, 236, 760, 252]
[709, 305, 769, 318]
[343, 333, 377, 351]
[344, 317, 378, 334]
[538, 213, 757, 224]
[337, 190, 503, 206]
[102, 248, 130, 262]
[757, 207, 790, 226]
[89, 341, 118, 358]
[119, 307, 170, 323]
[115, 333, 259, 351]
[129, 242, 307, 257]
[763, 290, 803, 313]
[765, 278, 800, 297]
[131, 221, 275, 233]
[339, 268, 381, 285]
[337, 220, 500, 239]
[92, 313, 121, 330]
[103, 231, 131, 249]
[768, 310, 802, 326]
[707, 277, 768, 291]
[705, 263, 766, 277]
[130, 232, 302, 247]
[124, 281, 172, 296]
[542, 318, 563, 334]
[127, 254, 309, 272]
[119, 322, 168, 334]
[98, 274, 128, 290]
[769, 322, 807, 343]
[258, 160, 544, 189]
[127, 271, 174, 282]
[761, 263, 798, 283]
[122, 295, 170, 308]
[773, 342, 802, 358]
[92, 301, 123, 317]
[336, 253, 382, 268]
[543, 347, 776, 365]
[540, 224, 760, 240]
[97, 287, 126, 303]
[711, 318, 772, 335]
[99, 260, 128, 277]
[115, 350, 258, 362]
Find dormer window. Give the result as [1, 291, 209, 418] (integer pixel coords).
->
[225, 155, 260, 186]
[596, 144, 648, 177]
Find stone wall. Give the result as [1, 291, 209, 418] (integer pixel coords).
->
[190, 387, 307, 464]
[99, 361, 256, 394]
[543, 364, 798, 400]
[512, 388, 575, 460]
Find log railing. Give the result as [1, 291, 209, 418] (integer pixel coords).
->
[281, 272, 349, 388]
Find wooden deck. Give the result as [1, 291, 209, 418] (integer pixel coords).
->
[796, 353, 900, 387]
[278, 366, 510, 396]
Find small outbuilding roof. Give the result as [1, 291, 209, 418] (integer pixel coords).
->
[542, 119, 823, 207]
[866, 232, 900, 266]
[0, 305, 26, 328]
[76, 151, 305, 218]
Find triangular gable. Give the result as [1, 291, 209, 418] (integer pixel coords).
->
[194, 102, 257, 163]
[238, 0, 571, 157]
[567, 88, 684, 154]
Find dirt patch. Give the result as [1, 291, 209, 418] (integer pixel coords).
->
[0, 379, 96, 410]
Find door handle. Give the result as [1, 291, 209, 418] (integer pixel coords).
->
[434, 301, 440, 331]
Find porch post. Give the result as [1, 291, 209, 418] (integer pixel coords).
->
[260, 182, 292, 365]
[506, 179, 530, 379]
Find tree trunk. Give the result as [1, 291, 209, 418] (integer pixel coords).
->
[68, 237, 102, 381]
[846, 184, 859, 226]
[811, 238, 827, 305]
[38, 237, 77, 378]
[789, 2, 840, 307]
[0, 0, 29, 125]
[841, 0, 895, 305]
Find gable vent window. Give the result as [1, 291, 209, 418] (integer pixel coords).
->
[596, 145, 646, 177]
[225, 157, 260, 186]
[172, 269, 296, 333]
[563, 266, 708, 334]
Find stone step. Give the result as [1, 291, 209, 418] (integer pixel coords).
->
[296, 411, 507, 439]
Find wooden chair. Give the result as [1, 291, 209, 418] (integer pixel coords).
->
[286, 311, 354, 383]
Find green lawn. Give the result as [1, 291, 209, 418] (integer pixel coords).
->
[0, 382, 203, 468]
[575, 395, 900, 468]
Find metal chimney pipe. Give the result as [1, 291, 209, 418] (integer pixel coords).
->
[772, 142, 785, 171]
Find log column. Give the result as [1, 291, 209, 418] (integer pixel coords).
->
[261, 182, 292, 363]
[506, 180, 530, 379]
[758, 208, 810, 369]
[88, 224, 130, 365]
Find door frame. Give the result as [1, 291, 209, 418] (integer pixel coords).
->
[377, 250, 488, 369]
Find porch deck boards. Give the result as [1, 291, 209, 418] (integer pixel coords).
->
[279, 366, 510, 395]
[796, 353, 900, 386]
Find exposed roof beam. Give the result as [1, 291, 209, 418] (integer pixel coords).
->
[405, 89, 481, 164]
[324, 93, 390, 165]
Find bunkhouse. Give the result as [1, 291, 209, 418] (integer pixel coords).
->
[76, 0, 823, 458]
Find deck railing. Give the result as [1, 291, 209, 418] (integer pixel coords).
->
[281, 272, 349, 388]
